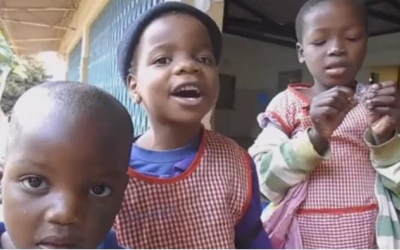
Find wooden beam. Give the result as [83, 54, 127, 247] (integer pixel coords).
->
[367, 8, 400, 24]
[383, 0, 400, 12]
[370, 27, 400, 36]
[1, 7, 76, 12]
[226, 17, 295, 39]
[365, 0, 382, 7]
[0, 18, 75, 31]
[13, 38, 61, 42]
[229, 0, 283, 26]
[225, 27, 296, 48]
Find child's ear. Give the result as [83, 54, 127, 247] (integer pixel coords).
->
[296, 42, 305, 64]
[127, 74, 142, 104]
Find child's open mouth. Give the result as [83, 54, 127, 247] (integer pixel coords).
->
[171, 84, 203, 106]
[171, 85, 201, 98]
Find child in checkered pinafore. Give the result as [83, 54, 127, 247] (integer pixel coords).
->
[249, 0, 400, 249]
[112, 2, 272, 249]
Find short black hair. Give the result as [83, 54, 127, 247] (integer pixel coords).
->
[6, 81, 133, 154]
[295, 0, 368, 42]
[117, 2, 222, 85]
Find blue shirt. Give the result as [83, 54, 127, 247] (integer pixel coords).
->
[130, 134, 272, 249]
[0, 222, 123, 249]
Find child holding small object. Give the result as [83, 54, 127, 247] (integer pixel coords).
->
[249, 0, 400, 248]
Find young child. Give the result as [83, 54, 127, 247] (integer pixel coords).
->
[0, 81, 133, 249]
[249, 0, 400, 248]
[113, 2, 271, 249]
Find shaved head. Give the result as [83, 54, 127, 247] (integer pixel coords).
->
[295, 0, 367, 42]
[6, 81, 133, 158]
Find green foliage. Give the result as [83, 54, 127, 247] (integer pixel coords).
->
[0, 30, 50, 114]
[0, 56, 50, 114]
[0, 30, 22, 74]
[0, 30, 14, 66]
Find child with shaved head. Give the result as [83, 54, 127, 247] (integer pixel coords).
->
[0, 81, 133, 249]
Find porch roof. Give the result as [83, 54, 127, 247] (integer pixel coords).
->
[0, 0, 81, 55]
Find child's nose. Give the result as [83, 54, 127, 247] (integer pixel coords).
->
[173, 59, 201, 75]
[327, 40, 346, 56]
[44, 193, 83, 226]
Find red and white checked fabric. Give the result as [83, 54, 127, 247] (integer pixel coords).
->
[268, 84, 377, 249]
[114, 130, 252, 249]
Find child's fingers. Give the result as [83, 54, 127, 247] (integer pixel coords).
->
[369, 107, 400, 118]
[366, 96, 396, 108]
[371, 85, 397, 96]
[379, 81, 397, 88]
[315, 90, 354, 109]
[328, 86, 354, 96]
[318, 106, 342, 118]
[371, 81, 396, 90]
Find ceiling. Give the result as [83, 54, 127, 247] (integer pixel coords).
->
[223, 0, 400, 47]
[0, 0, 80, 55]
[2, 0, 400, 54]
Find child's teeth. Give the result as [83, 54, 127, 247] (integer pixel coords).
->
[179, 86, 199, 93]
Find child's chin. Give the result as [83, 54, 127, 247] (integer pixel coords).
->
[322, 78, 356, 88]
[170, 113, 206, 126]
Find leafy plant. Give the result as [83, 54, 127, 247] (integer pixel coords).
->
[0, 30, 26, 102]
[0, 30, 50, 115]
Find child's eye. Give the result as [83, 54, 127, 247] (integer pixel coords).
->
[311, 40, 325, 46]
[196, 57, 213, 64]
[153, 57, 171, 65]
[347, 37, 360, 42]
[90, 184, 112, 197]
[21, 176, 48, 190]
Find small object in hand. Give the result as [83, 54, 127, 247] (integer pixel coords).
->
[355, 82, 372, 106]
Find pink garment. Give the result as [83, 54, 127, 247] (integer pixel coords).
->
[263, 181, 308, 249]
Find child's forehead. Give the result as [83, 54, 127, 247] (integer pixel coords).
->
[306, 0, 362, 20]
[6, 124, 126, 173]
[303, 1, 365, 29]
[8, 115, 118, 157]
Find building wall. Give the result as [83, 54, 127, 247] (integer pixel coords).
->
[86, 0, 163, 136]
[370, 66, 400, 82]
[216, 32, 400, 145]
[66, 39, 82, 82]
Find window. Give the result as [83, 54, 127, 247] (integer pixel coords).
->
[216, 74, 235, 110]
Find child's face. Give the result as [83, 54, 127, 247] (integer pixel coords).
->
[1, 115, 129, 248]
[130, 13, 219, 125]
[297, 0, 367, 88]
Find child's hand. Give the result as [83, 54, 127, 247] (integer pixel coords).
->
[308, 86, 356, 154]
[366, 81, 400, 144]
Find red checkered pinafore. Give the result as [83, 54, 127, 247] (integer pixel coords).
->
[269, 84, 378, 249]
[114, 130, 252, 249]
